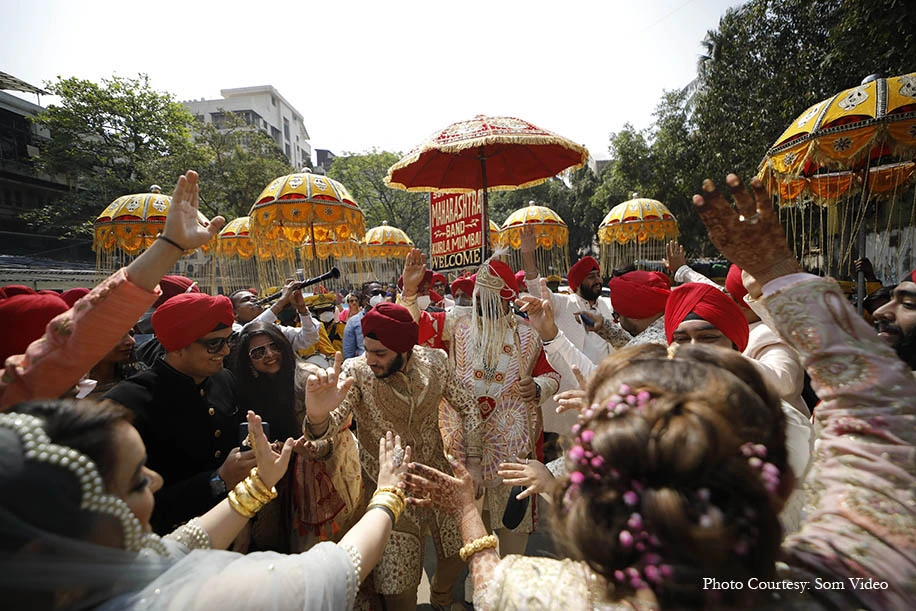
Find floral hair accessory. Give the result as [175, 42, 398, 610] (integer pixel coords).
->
[740, 442, 781, 495]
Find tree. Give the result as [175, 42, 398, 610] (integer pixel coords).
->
[192, 112, 293, 220]
[327, 150, 431, 250]
[29, 74, 200, 237]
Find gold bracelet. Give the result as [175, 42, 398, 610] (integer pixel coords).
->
[247, 468, 278, 502]
[234, 484, 264, 515]
[227, 490, 256, 519]
[367, 492, 405, 523]
[459, 534, 498, 562]
[374, 486, 406, 503]
[242, 477, 273, 505]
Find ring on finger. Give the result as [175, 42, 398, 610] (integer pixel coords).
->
[738, 212, 761, 224]
[392, 446, 405, 468]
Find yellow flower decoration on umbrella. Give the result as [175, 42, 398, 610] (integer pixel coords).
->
[216, 216, 254, 259]
[499, 202, 569, 277]
[215, 216, 261, 293]
[598, 198, 679, 274]
[361, 221, 414, 283]
[93, 185, 213, 269]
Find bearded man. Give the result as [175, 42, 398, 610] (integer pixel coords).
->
[873, 267, 916, 372]
[303, 303, 483, 611]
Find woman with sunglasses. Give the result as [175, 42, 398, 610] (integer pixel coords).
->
[339, 293, 360, 323]
[234, 324, 363, 553]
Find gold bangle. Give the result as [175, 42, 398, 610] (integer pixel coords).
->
[234, 484, 264, 514]
[371, 490, 406, 514]
[227, 490, 256, 519]
[367, 499, 402, 524]
[247, 468, 278, 501]
[374, 486, 406, 503]
[459, 535, 498, 562]
[243, 477, 273, 504]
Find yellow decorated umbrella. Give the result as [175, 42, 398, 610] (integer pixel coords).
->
[498, 202, 568, 277]
[758, 72, 916, 304]
[361, 221, 414, 284]
[215, 217, 259, 294]
[249, 171, 366, 291]
[93, 184, 213, 271]
[598, 198, 679, 274]
[300, 237, 369, 291]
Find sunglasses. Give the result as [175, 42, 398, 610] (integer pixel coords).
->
[195, 335, 237, 354]
[249, 341, 280, 361]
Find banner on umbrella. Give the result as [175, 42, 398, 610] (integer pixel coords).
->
[429, 191, 485, 271]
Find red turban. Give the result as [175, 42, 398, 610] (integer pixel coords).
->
[153, 275, 199, 309]
[361, 302, 418, 353]
[664, 283, 749, 351]
[431, 273, 447, 287]
[568, 256, 600, 292]
[397, 270, 433, 292]
[429, 289, 444, 305]
[151, 293, 235, 352]
[0, 293, 69, 362]
[515, 270, 528, 292]
[60, 288, 90, 309]
[0, 285, 35, 300]
[725, 264, 750, 310]
[451, 275, 475, 298]
[609, 271, 670, 319]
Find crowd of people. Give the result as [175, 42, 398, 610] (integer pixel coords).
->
[0, 169, 913, 610]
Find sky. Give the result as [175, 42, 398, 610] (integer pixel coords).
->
[1, 0, 741, 162]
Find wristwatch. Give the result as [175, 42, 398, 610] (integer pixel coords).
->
[534, 382, 542, 401]
[209, 471, 228, 497]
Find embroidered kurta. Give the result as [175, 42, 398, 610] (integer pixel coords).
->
[308, 346, 482, 595]
[447, 313, 560, 532]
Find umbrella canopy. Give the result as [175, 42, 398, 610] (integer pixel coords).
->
[215, 217, 258, 294]
[499, 202, 569, 276]
[385, 115, 589, 193]
[93, 185, 212, 270]
[758, 71, 916, 285]
[489, 220, 500, 250]
[598, 198, 679, 274]
[361, 221, 414, 284]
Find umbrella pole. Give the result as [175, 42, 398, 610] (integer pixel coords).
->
[855, 166, 873, 316]
[480, 147, 491, 260]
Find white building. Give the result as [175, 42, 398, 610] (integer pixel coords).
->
[183, 85, 311, 168]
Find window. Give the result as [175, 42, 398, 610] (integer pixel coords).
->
[271, 95, 277, 106]
[283, 118, 290, 141]
[285, 143, 291, 158]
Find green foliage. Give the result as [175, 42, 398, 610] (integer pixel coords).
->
[327, 150, 431, 250]
[29, 74, 199, 237]
[592, 0, 916, 259]
[192, 112, 293, 220]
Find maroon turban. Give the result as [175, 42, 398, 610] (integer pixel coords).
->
[568, 256, 600, 292]
[0, 293, 69, 362]
[725, 264, 750, 310]
[0, 285, 36, 300]
[451, 275, 475, 298]
[609, 271, 670, 319]
[664, 282, 749, 351]
[60, 288, 90, 309]
[430, 289, 444, 305]
[151, 293, 235, 352]
[515, 270, 528, 292]
[431, 273, 447, 287]
[152, 275, 200, 309]
[361, 302, 418, 353]
[397, 270, 433, 293]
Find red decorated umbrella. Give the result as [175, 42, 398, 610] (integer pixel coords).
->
[385, 114, 589, 255]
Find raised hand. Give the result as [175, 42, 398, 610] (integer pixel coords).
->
[554, 365, 589, 414]
[377, 431, 412, 489]
[305, 352, 353, 425]
[663, 239, 686, 273]
[401, 457, 476, 515]
[517, 278, 559, 341]
[693, 175, 801, 288]
[401, 248, 428, 296]
[520, 225, 537, 254]
[245, 410, 294, 488]
[161, 171, 225, 251]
